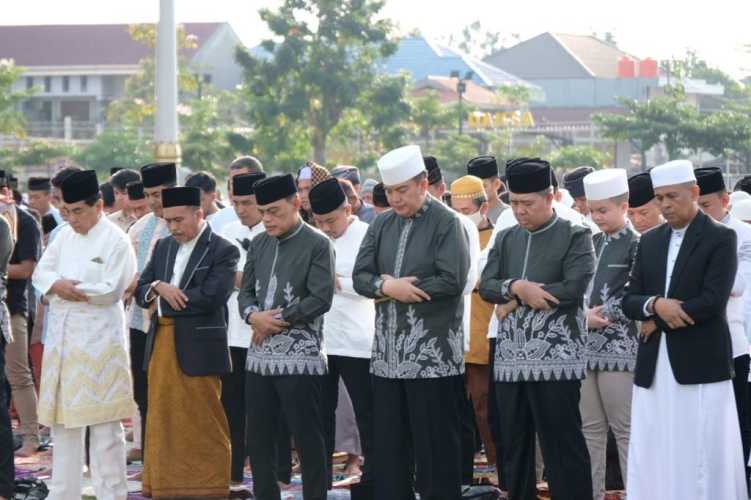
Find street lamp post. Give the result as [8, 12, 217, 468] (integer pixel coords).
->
[451, 70, 474, 136]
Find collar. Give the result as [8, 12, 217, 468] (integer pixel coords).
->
[411, 195, 432, 219]
[278, 220, 304, 242]
[603, 221, 632, 242]
[526, 211, 559, 235]
[181, 221, 208, 248]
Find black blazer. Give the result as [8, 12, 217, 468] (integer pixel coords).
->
[623, 211, 737, 387]
[135, 225, 240, 377]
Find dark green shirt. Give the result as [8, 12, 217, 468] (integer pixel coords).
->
[239, 221, 335, 376]
[585, 223, 639, 371]
[479, 213, 595, 382]
[353, 196, 470, 379]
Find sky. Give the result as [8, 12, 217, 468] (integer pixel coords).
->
[3, 0, 750, 79]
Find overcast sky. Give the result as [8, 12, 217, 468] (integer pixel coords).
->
[3, 0, 750, 78]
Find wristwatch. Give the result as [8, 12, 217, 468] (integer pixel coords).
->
[146, 280, 161, 302]
[374, 277, 385, 297]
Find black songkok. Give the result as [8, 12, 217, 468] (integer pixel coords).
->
[310, 178, 346, 215]
[161, 187, 201, 208]
[254, 174, 298, 206]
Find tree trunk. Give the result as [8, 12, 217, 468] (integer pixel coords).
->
[313, 130, 326, 164]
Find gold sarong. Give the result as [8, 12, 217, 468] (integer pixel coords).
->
[142, 317, 231, 498]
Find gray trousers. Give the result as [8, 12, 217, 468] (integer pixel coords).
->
[580, 369, 633, 500]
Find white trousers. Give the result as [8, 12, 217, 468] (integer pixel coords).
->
[627, 336, 747, 500]
[49, 421, 128, 500]
[580, 369, 633, 500]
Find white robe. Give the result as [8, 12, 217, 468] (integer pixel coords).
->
[32, 216, 137, 428]
[627, 227, 747, 500]
[457, 212, 480, 353]
[220, 220, 264, 349]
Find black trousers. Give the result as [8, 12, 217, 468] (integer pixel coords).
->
[130, 328, 148, 450]
[321, 355, 374, 485]
[221, 346, 248, 483]
[458, 377, 477, 485]
[0, 337, 14, 498]
[733, 354, 751, 486]
[487, 338, 507, 489]
[373, 375, 463, 500]
[246, 373, 327, 500]
[495, 380, 592, 500]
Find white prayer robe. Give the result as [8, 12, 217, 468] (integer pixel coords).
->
[627, 227, 747, 500]
[32, 216, 137, 428]
[324, 217, 375, 358]
[220, 220, 264, 349]
[458, 212, 480, 353]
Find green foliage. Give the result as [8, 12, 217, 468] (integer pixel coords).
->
[106, 24, 199, 127]
[74, 129, 150, 174]
[445, 20, 519, 59]
[549, 145, 611, 169]
[594, 86, 700, 161]
[664, 50, 747, 99]
[496, 84, 531, 108]
[235, 0, 402, 163]
[434, 133, 481, 177]
[408, 90, 454, 143]
[0, 59, 35, 137]
[13, 140, 78, 166]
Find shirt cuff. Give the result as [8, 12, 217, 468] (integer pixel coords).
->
[144, 282, 159, 303]
[643, 296, 657, 317]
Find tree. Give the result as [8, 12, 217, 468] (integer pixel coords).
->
[74, 129, 151, 174]
[664, 49, 747, 99]
[445, 21, 519, 59]
[408, 90, 454, 145]
[235, 0, 403, 164]
[180, 94, 249, 176]
[0, 59, 35, 137]
[549, 145, 611, 169]
[594, 86, 700, 165]
[434, 133, 481, 178]
[106, 24, 199, 127]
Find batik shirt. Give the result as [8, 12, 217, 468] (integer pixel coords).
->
[353, 196, 470, 379]
[239, 221, 335, 376]
[127, 213, 170, 333]
[585, 223, 639, 371]
[479, 213, 595, 382]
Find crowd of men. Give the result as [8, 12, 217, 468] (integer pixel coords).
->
[1, 145, 751, 500]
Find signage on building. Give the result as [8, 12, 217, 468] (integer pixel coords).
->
[468, 110, 535, 129]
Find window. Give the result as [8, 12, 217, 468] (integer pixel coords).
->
[203, 73, 212, 84]
[80, 75, 88, 92]
[44, 77, 51, 93]
[25, 76, 33, 90]
[62, 76, 69, 92]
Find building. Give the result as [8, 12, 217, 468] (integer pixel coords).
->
[0, 22, 244, 138]
[380, 36, 543, 99]
[484, 32, 725, 168]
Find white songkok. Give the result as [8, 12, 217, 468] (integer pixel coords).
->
[583, 168, 629, 201]
[730, 191, 751, 206]
[377, 145, 427, 187]
[732, 199, 751, 222]
[649, 160, 696, 188]
[298, 166, 312, 181]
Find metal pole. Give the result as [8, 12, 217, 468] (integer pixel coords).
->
[154, 0, 181, 167]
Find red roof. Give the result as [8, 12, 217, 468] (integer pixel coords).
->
[0, 23, 222, 67]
